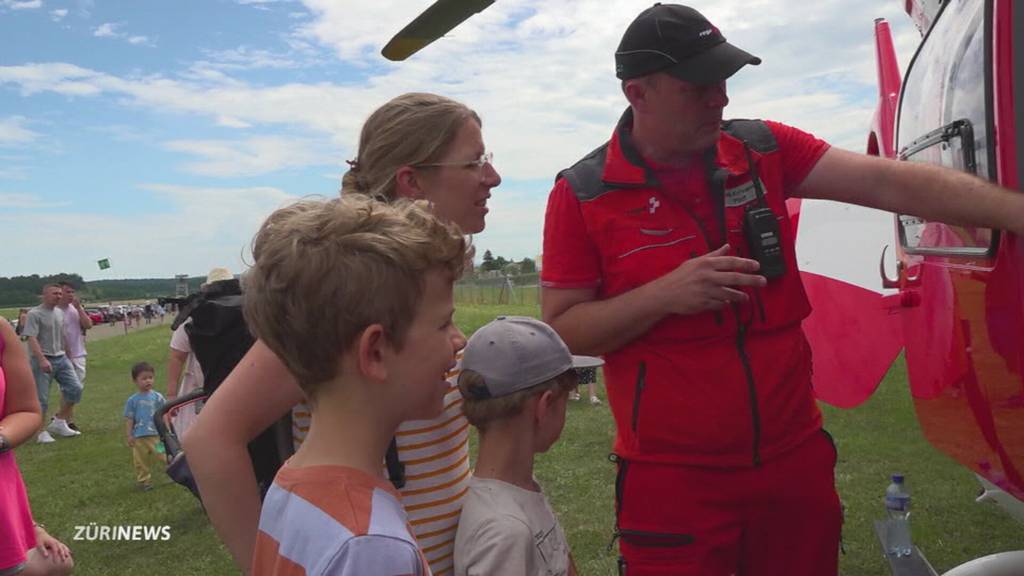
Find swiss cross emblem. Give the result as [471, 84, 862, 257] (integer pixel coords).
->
[648, 196, 660, 214]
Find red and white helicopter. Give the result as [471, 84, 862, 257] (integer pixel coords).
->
[861, 1, 1024, 572]
[384, 1, 1024, 573]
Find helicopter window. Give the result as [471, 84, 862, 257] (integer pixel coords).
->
[896, 0, 996, 257]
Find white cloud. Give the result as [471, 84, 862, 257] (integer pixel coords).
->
[0, 2, 918, 179]
[197, 46, 308, 71]
[0, 62, 378, 152]
[93, 22, 153, 46]
[0, 116, 39, 146]
[50, 8, 67, 20]
[287, 0, 919, 178]
[0, 0, 924, 266]
[0, 185, 300, 279]
[296, 0, 414, 61]
[2, 0, 43, 10]
[163, 136, 337, 177]
[0, 63, 105, 96]
[215, 115, 252, 129]
[0, 193, 70, 208]
[93, 22, 120, 37]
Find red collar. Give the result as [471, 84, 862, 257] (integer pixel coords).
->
[601, 108, 760, 185]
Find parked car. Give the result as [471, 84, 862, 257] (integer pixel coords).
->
[85, 308, 104, 324]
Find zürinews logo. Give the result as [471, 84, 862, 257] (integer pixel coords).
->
[73, 524, 172, 542]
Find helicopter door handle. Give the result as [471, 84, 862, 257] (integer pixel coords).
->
[879, 245, 922, 289]
[879, 245, 900, 289]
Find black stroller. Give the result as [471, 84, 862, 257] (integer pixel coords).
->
[154, 388, 210, 500]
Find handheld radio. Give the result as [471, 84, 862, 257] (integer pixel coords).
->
[740, 146, 786, 279]
[706, 143, 787, 280]
[743, 206, 785, 279]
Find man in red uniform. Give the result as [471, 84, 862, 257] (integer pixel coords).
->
[541, 4, 1024, 575]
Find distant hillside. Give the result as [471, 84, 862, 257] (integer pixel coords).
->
[0, 274, 205, 307]
[85, 277, 206, 303]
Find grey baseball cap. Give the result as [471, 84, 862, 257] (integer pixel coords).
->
[460, 316, 603, 400]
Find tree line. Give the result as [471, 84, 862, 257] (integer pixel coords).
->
[0, 274, 204, 308]
[4, 252, 533, 307]
[478, 251, 536, 274]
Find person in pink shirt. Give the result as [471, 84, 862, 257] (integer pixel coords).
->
[56, 282, 92, 433]
[0, 317, 74, 576]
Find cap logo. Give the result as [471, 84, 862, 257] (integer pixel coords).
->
[648, 196, 661, 214]
[698, 27, 714, 38]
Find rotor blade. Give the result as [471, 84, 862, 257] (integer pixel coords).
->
[382, 0, 496, 61]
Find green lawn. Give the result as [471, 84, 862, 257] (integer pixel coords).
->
[14, 304, 1022, 575]
[2, 307, 21, 321]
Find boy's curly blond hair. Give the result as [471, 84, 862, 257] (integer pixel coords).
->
[243, 195, 466, 401]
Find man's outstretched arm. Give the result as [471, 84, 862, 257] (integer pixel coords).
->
[795, 147, 1024, 235]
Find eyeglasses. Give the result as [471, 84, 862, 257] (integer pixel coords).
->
[414, 151, 493, 170]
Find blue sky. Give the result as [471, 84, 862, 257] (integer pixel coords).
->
[1, 0, 918, 282]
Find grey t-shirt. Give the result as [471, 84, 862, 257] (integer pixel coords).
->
[455, 476, 570, 576]
[23, 305, 66, 357]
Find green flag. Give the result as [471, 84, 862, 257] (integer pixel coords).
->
[97, 258, 111, 270]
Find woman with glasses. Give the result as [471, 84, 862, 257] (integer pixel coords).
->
[184, 92, 501, 575]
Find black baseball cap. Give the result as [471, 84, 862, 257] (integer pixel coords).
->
[615, 3, 761, 85]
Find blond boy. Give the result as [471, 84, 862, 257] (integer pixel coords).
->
[245, 196, 467, 576]
[454, 316, 602, 576]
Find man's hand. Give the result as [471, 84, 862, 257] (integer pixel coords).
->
[39, 358, 52, 374]
[126, 437, 135, 447]
[649, 244, 767, 315]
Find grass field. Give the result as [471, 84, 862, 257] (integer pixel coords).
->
[13, 303, 1022, 575]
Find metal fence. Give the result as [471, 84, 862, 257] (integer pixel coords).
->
[455, 272, 541, 306]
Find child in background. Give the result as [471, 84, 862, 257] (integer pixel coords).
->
[454, 316, 602, 576]
[123, 362, 165, 491]
[569, 366, 602, 405]
[244, 196, 467, 576]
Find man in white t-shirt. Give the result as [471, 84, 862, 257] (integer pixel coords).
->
[167, 319, 204, 439]
[57, 281, 93, 432]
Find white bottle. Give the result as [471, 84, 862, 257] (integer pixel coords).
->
[884, 473, 913, 557]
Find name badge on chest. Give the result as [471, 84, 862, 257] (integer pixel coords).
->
[724, 179, 764, 208]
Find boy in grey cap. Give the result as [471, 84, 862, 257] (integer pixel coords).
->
[454, 316, 601, 576]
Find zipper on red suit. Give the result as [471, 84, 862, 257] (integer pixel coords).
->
[706, 145, 763, 467]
